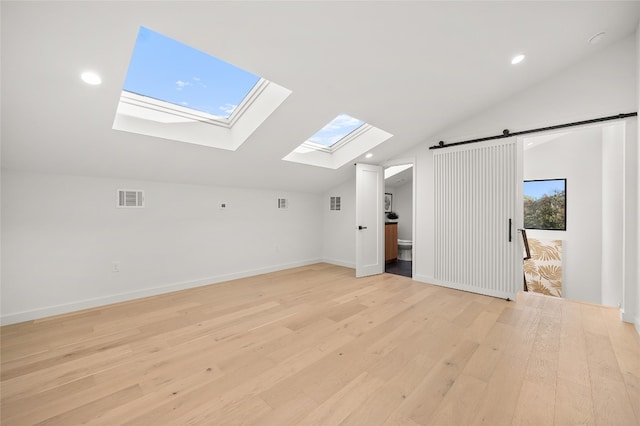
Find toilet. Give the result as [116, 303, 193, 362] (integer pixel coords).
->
[397, 239, 412, 261]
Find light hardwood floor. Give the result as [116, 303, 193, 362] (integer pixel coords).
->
[1, 263, 639, 425]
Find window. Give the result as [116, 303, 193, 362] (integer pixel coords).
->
[283, 114, 393, 169]
[122, 27, 260, 119]
[113, 27, 292, 151]
[524, 179, 566, 230]
[305, 114, 365, 151]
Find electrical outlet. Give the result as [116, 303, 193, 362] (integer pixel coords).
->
[220, 202, 228, 209]
[112, 261, 121, 272]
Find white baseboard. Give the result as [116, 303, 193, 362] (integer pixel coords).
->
[322, 258, 355, 269]
[413, 274, 434, 284]
[1, 258, 322, 326]
[620, 308, 640, 337]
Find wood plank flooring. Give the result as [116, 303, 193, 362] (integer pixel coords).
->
[1, 263, 639, 425]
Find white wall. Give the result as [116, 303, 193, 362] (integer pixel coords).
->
[624, 23, 640, 334]
[602, 123, 625, 307]
[322, 178, 356, 268]
[1, 171, 323, 324]
[389, 181, 413, 241]
[523, 127, 604, 305]
[623, 115, 639, 325]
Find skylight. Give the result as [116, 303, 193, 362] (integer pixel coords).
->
[306, 114, 365, 148]
[283, 115, 393, 169]
[113, 27, 292, 151]
[123, 27, 260, 119]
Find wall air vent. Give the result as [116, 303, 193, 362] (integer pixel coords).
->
[277, 198, 288, 209]
[117, 189, 144, 208]
[330, 196, 341, 211]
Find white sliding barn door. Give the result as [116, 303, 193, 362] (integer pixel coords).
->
[433, 138, 522, 300]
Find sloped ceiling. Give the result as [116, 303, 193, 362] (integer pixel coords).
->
[2, 1, 639, 193]
[386, 167, 413, 189]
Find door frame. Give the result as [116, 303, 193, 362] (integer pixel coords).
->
[519, 118, 637, 312]
[382, 157, 417, 278]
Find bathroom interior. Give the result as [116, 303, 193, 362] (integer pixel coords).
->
[384, 164, 413, 278]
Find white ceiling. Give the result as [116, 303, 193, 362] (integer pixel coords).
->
[2, 1, 639, 193]
[386, 166, 414, 189]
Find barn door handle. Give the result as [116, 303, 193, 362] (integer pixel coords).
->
[358, 225, 368, 230]
[508, 218, 512, 242]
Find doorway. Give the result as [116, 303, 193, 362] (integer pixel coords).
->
[522, 122, 625, 306]
[384, 162, 414, 278]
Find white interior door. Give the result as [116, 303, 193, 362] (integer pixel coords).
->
[355, 163, 384, 278]
[432, 138, 523, 299]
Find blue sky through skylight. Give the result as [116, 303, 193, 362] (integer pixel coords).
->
[123, 27, 261, 118]
[308, 114, 365, 147]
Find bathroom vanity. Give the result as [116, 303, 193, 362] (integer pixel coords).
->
[385, 222, 398, 262]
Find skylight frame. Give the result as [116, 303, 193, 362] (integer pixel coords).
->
[114, 75, 291, 151]
[118, 77, 269, 129]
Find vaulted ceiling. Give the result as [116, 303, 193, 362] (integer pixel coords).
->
[2, 1, 639, 193]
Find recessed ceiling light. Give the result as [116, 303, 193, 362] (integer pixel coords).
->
[511, 54, 525, 65]
[81, 71, 102, 85]
[588, 32, 606, 45]
[365, 153, 373, 159]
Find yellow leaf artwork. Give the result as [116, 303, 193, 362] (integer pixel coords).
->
[528, 280, 555, 296]
[524, 238, 562, 298]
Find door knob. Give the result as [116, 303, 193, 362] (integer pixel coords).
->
[358, 225, 368, 230]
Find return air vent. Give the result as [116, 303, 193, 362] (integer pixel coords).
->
[330, 196, 341, 211]
[277, 198, 288, 209]
[117, 189, 144, 208]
